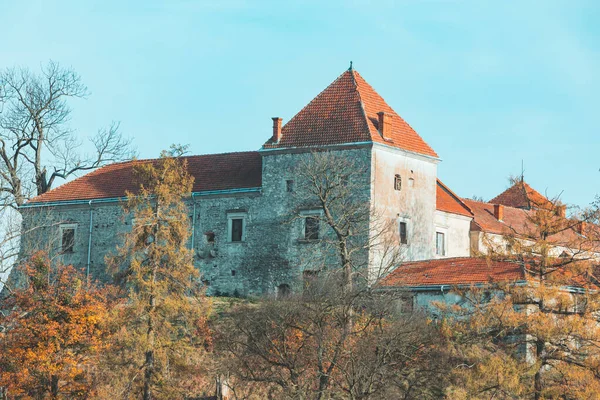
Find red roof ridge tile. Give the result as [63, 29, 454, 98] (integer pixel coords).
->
[349, 70, 374, 140]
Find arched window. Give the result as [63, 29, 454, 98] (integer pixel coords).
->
[277, 284, 291, 299]
[394, 174, 402, 191]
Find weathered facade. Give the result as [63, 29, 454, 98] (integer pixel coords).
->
[11, 67, 581, 297]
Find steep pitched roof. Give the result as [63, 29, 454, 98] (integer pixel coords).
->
[490, 180, 552, 210]
[379, 257, 523, 287]
[263, 69, 438, 158]
[27, 152, 263, 204]
[436, 180, 472, 217]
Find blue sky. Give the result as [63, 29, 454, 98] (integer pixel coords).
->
[2, 0, 599, 207]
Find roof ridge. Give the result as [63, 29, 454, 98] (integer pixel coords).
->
[520, 181, 531, 209]
[93, 150, 261, 168]
[437, 179, 473, 215]
[349, 70, 374, 142]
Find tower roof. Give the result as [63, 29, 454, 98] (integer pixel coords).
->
[489, 180, 551, 210]
[263, 69, 438, 158]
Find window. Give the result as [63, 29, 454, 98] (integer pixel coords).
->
[227, 212, 247, 242]
[436, 232, 445, 256]
[231, 219, 243, 242]
[399, 221, 408, 244]
[60, 224, 77, 253]
[408, 178, 414, 188]
[286, 179, 294, 192]
[394, 174, 402, 191]
[304, 216, 319, 240]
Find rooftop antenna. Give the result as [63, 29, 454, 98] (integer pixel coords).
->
[521, 160, 525, 183]
[349, 61, 353, 71]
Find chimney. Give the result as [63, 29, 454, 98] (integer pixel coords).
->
[556, 205, 566, 218]
[272, 117, 282, 142]
[577, 221, 587, 235]
[494, 204, 504, 221]
[377, 112, 392, 140]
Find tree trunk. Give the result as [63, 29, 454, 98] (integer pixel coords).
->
[534, 366, 542, 400]
[50, 374, 59, 399]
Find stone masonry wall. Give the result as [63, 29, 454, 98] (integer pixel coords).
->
[14, 146, 374, 298]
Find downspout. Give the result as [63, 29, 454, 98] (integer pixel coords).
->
[86, 200, 94, 282]
[191, 193, 197, 251]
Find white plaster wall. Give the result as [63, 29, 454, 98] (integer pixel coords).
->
[369, 144, 439, 281]
[434, 211, 472, 258]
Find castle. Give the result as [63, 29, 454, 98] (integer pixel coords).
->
[14, 67, 581, 297]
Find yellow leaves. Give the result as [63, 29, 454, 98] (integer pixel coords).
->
[0, 253, 113, 398]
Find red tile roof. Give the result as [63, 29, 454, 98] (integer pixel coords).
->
[436, 180, 472, 217]
[263, 69, 438, 158]
[379, 257, 523, 287]
[461, 198, 598, 249]
[27, 152, 262, 204]
[490, 181, 552, 210]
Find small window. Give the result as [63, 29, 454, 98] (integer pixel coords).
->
[394, 174, 402, 191]
[60, 224, 76, 253]
[277, 284, 291, 299]
[304, 216, 320, 240]
[227, 212, 247, 242]
[231, 219, 243, 242]
[399, 221, 408, 244]
[204, 232, 215, 244]
[436, 232, 445, 256]
[286, 180, 294, 193]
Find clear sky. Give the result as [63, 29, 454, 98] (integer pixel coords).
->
[2, 0, 599, 207]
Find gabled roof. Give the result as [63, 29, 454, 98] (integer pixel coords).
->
[490, 180, 552, 210]
[379, 257, 523, 287]
[461, 198, 596, 247]
[27, 152, 263, 204]
[436, 180, 472, 217]
[263, 69, 438, 158]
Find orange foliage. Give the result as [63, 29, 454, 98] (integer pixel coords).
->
[0, 252, 114, 399]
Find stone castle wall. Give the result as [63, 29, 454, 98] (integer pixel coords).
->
[15, 146, 374, 297]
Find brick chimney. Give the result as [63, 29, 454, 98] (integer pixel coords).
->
[272, 117, 282, 142]
[577, 221, 587, 235]
[494, 204, 504, 221]
[556, 205, 566, 218]
[377, 112, 392, 140]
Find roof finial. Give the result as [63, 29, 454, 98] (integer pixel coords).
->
[349, 61, 353, 71]
[521, 160, 525, 183]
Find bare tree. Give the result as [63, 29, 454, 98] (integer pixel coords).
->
[214, 151, 448, 398]
[292, 150, 403, 292]
[0, 61, 134, 288]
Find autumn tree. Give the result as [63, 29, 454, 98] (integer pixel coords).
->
[102, 150, 212, 400]
[0, 61, 134, 290]
[0, 252, 113, 399]
[444, 194, 600, 399]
